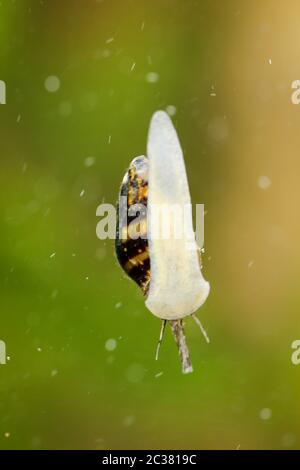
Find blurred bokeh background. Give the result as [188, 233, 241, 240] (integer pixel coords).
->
[1, 0, 300, 450]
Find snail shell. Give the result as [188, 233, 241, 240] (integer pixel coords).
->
[115, 111, 210, 373]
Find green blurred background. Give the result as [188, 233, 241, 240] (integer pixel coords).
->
[1, 0, 300, 450]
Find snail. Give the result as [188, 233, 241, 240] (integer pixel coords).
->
[115, 111, 210, 373]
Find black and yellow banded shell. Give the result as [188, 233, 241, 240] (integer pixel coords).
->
[115, 156, 150, 295]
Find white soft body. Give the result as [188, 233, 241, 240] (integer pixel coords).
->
[145, 111, 210, 320]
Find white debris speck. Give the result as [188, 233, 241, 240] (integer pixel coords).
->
[17, 114, 21, 123]
[210, 92, 217, 97]
[154, 371, 163, 378]
[146, 72, 159, 83]
[259, 407, 272, 420]
[44, 75, 60, 93]
[268, 58, 272, 65]
[108, 135, 111, 144]
[115, 302, 122, 309]
[7, 356, 10, 361]
[37, 347, 42, 352]
[85, 276, 89, 281]
[248, 260, 254, 268]
[257, 175, 271, 190]
[130, 62, 136, 72]
[58, 101, 72, 117]
[106, 37, 114, 44]
[4, 432, 10, 438]
[84, 156, 96, 168]
[72, 253, 76, 257]
[166, 105, 177, 116]
[51, 369, 58, 377]
[126, 363, 146, 383]
[123, 415, 136, 427]
[22, 162, 27, 173]
[50, 252, 56, 259]
[141, 21, 145, 31]
[80, 189, 85, 197]
[105, 338, 117, 351]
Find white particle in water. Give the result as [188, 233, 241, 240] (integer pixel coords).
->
[84, 156, 96, 168]
[166, 105, 177, 116]
[154, 371, 163, 378]
[37, 347, 42, 352]
[259, 407, 272, 420]
[248, 260, 254, 268]
[80, 189, 85, 197]
[50, 252, 56, 259]
[268, 58, 272, 65]
[258, 175, 271, 190]
[115, 302, 122, 309]
[44, 75, 60, 93]
[17, 114, 21, 123]
[130, 62, 136, 72]
[105, 338, 117, 351]
[4, 432, 10, 438]
[146, 72, 159, 83]
[108, 135, 111, 144]
[106, 37, 114, 44]
[51, 369, 58, 377]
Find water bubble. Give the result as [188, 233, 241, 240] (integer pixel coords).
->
[84, 156, 96, 168]
[259, 407, 272, 420]
[105, 338, 117, 351]
[166, 105, 177, 116]
[45, 75, 60, 93]
[257, 175, 271, 190]
[146, 72, 159, 83]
